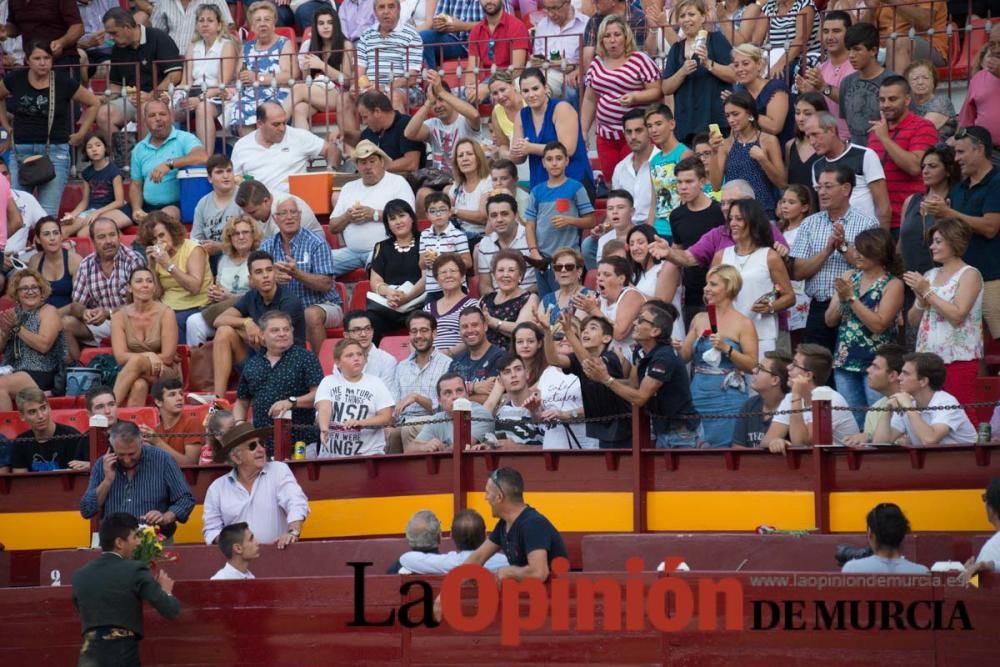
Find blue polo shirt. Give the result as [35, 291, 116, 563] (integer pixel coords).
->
[130, 127, 203, 207]
[953, 168, 1000, 280]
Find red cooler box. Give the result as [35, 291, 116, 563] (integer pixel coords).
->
[289, 172, 334, 215]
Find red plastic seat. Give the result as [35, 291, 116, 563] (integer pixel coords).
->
[116, 407, 158, 428]
[974, 376, 1000, 425]
[48, 396, 84, 410]
[584, 269, 598, 290]
[0, 409, 88, 441]
[310, 111, 338, 127]
[468, 275, 480, 298]
[68, 236, 93, 257]
[378, 335, 410, 361]
[338, 268, 367, 283]
[317, 338, 341, 375]
[417, 219, 431, 231]
[349, 280, 369, 312]
[940, 18, 989, 81]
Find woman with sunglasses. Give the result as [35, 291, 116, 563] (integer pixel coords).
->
[27, 217, 81, 314]
[905, 219, 983, 423]
[627, 225, 685, 341]
[539, 247, 594, 325]
[711, 199, 794, 357]
[825, 228, 904, 429]
[679, 264, 758, 447]
[0, 269, 66, 410]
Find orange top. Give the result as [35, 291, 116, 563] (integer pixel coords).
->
[160, 412, 204, 455]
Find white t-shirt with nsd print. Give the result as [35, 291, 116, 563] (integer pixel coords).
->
[314, 373, 394, 457]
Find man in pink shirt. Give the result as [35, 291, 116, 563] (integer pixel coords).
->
[797, 10, 854, 141]
[959, 24, 1000, 167]
[464, 0, 529, 103]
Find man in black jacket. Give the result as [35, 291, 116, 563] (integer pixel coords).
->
[72, 512, 180, 666]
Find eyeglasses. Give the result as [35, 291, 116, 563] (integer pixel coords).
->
[543, 0, 568, 13]
[16, 285, 40, 294]
[553, 262, 577, 272]
[636, 317, 657, 327]
[754, 363, 778, 377]
[347, 325, 374, 334]
[232, 229, 253, 237]
[427, 207, 451, 216]
[274, 210, 300, 217]
[696, 150, 713, 159]
[790, 362, 809, 374]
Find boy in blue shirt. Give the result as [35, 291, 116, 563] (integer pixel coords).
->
[524, 141, 595, 296]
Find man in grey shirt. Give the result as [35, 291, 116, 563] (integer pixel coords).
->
[191, 155, 242, 256]
[841, 502, 929, 574]
[839, 22, 896, 147]
[409, 373, 494, 452]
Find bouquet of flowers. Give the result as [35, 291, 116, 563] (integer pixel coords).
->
[133, 524, 179, 567]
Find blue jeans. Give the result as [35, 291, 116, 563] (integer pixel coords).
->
[581, 234, 599, 270]
[833, 368, 882, 430]
[655, 426, 700, 449]
[9, 143, 71, 216]
[420, 30, 469, 69]
[331, 247, 370, 276]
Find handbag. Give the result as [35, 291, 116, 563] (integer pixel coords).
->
[13, 73, 56, 188]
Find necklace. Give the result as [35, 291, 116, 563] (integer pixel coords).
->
[394, 238, 415, 253]
[731, 246, 756, 271]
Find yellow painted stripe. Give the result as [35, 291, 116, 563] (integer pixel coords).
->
[646, 491, 816, 531]
[466, 492, 634, 532]
[829, 490, 992, 532]
[0, 511, 92, 550]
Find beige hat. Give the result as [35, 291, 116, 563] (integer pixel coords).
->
[352, 139, 390, 163]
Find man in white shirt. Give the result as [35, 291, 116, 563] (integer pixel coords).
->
[872, 352, 976, 446]
[961, 478, 1000, 585]
[328, 140, 415, 276]
[342, 310, 398, 393]
[210, 521, 260, 581]
[230, 102, 339, 194]
[765, 344, 860, 452]
[202, 422, 310, 546]
[531, 0, 588, 106]
[612, 108, 655, 224]
[476, 193, 536, 295]
[806, 111, 891, 229]
[399, 509, 509, 574]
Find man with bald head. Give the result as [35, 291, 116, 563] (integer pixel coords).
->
[231, 102, 340, 194]
[129, 100, 208, 224]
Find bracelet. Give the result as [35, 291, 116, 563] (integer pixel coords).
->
[604, 377, 615, 387]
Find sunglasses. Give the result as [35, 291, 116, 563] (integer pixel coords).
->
[553, 332, 566, 341]
[954, 128, 985, 146]
[487, 39, 496, 62]
[243, 440, 261, 451]
[553, 263, 577, 272]
[489, 468, 504, 493]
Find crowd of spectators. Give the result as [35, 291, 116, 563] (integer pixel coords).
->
[0, 0, 996, 480]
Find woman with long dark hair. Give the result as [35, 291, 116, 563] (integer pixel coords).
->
[785, 91, 828, 192]
[627, 224, 685, 341]
[900, 145, 961, 277]
[709, 90, 785, 220]
[292, 7, 358, 142]
[712, 199, 794, 356]
[825, 228, 904, 428]
[27, 217, 81, 313]
[368, 199, 426, 342]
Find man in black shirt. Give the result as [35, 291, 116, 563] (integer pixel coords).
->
[544, 311, 631, 448]
[583, 303, 700, 447]
[668, 156, 725, 328]
[357, 89, 425, 174]
[98, 7, 182, 143]
[7, 388, 89, 473]
[464, 467, 567, 581]
[211, 251, 307, 398]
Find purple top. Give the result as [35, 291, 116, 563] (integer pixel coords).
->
[688, 222, 788, 266]
[338, 0, 379, 42]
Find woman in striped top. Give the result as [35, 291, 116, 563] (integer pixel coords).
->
[761, 0, 820, 80]
[424, 252, 479, 355]
[581, 15, 663, 181]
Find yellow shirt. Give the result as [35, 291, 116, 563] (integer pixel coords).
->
[157, 239, 212, 311]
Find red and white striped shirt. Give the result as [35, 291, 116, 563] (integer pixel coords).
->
[584, 51, 660, 140]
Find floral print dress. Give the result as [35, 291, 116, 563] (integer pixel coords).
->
[229, 37, 291, 128]
[834, 271, 895, 372]
[916, 265, 983, 363]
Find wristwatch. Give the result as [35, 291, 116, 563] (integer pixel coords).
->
[287, 528, 301, 538]
[166, 158, 175, 170]
[836, 242, 848, 254]
[822, 84, 833, 97]
[288, 395, 297, 407]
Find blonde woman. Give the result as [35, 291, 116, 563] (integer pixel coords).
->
[729, 42, 794, 145]
[450, 137, 493, 241]
[178, 4, 237, 152]
[186, 214, 262, 346]
[581, 15, 663, 180]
